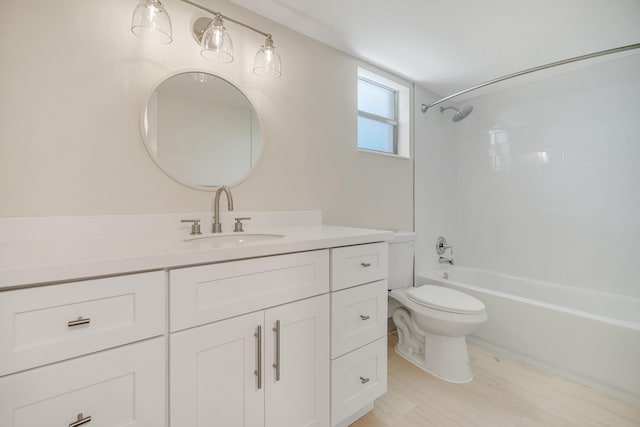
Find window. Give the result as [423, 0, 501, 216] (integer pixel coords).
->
[357, 68, 410, 158]
[358, 78, 398, 153]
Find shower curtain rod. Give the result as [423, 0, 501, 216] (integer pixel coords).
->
[421, 42, 640, 113]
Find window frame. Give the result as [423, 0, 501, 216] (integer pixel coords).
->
[357, 77, 399, 154]
[357, 67, 411, 159]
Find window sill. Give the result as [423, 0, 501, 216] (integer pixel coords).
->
[357, 148, 411, 160]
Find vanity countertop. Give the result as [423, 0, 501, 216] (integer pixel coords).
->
[0, 222, 394, 289]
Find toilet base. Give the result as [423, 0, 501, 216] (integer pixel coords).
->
[395, 331, 474, 383]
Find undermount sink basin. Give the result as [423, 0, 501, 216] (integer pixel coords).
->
[183, 233, 285, 247]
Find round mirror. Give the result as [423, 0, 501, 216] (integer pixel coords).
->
[141, 71, 263, 190]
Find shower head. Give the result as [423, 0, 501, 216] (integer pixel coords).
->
[440, 105, 473, 122]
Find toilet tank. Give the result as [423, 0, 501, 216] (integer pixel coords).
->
[388, 231, 415, 290]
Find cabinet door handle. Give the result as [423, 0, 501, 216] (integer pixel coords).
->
[360, 262, 371, 268]
[69, 413, 92, 427]
[360, 314, 370, 321]
[272, 320, 281, 382]
[67, 317, 91, 327]
[360, 376, 370, 384]
[254, 325, 262, 390]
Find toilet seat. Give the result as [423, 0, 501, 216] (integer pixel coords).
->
[407, 285, 485, 315]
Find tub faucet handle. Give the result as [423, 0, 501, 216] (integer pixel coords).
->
[436, 236, 452, 255]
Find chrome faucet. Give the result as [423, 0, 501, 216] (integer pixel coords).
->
[439, 256, 455, 265]
[436, 236, 454, 265]
[212, 186, 234, 233]
[436, 236, 452, 254]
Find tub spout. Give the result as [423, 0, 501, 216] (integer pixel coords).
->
[436, 236, 454, 265]
[439, 256, 455, 265]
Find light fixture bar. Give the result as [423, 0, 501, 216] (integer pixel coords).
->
[181, 0, 270, 38]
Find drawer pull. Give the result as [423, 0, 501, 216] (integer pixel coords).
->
[69, 413, 92, 427]
[254, 325, 263, 390]
[360, 262, 372, 268]
[360, 314, 370, 321]
[272, 320, 281, 382]
[360, 376, 370, 384]
[67, 317, 91, 327]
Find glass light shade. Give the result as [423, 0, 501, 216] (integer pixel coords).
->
[200, 15, 234, 63]
[131, 0, 172, 44]
[253, 36, 281, 79]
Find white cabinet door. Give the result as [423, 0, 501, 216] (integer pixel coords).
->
[0, 338, 165, 427]
[170, 311, 265, 427]
[265, 294, 330, 427]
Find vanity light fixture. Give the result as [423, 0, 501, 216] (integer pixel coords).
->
[198, 14, 234, 63]
[130, 0, 172, 44]
[130, 0, 282, 78]
[253, 35, 281, 79]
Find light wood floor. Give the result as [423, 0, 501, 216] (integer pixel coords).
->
[352, 332, 640, 427]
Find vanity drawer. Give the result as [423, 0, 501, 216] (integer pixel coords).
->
[331, 242, 388, 291]
[331, 280, 387, 358]
[0, 271, 165, 376]
[169, 250, 329, 331]
[0, 338, 165, 427]
[331, 337, 387, 426]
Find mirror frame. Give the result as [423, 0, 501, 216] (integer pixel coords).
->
[139, 69, 265, 191]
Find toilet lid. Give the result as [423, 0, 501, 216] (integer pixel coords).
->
[407, 285, 485, 314]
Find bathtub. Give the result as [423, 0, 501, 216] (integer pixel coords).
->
[417, 267, 640, 404]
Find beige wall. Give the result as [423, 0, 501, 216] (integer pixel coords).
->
[0, 0, 413, 231]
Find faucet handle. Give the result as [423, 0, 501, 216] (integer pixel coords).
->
[234, 217, 251, 232]
[180, 219, 202, 235]
[436, 236, 452, 255]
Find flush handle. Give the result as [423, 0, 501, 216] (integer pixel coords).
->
[69, 413, 92, 427]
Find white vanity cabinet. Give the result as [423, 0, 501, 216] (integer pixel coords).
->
[169, 251, 331, 427]
[330, 243, 389, 427]
[0, 272, 167, 427]
[0, 220, 392, 427]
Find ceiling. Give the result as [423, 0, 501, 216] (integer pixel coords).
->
[228, 0, 640, 98]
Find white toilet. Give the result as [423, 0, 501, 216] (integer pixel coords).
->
[388, 232, 487, 383]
